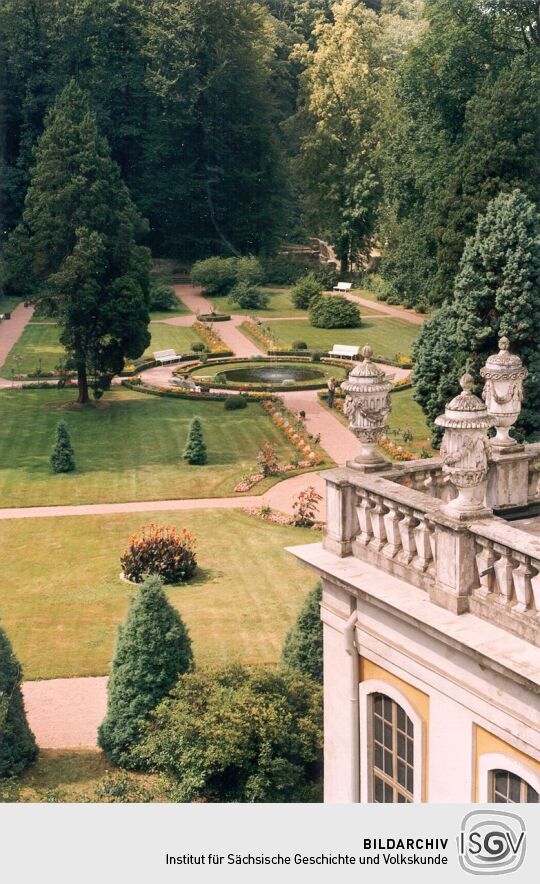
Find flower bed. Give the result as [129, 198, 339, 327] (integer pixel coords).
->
[121, 379, 275, 403]
[242, 505, 323, 530]
[239, 319, 277, 350]
[262, 399, 326, 465]
[192, 320, 230, 354]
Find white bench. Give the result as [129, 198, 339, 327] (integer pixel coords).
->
[172, 377, 202, 393]
[153, 349, 179, 365]
[333, 282, 352, 293]
[328, 344, 360, 360]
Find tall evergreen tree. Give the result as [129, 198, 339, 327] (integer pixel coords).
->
[183, 418, 208, 465]
[98, 574, 193, 766]
[281, 582, 323, 684]
[50, 420, 76, 473]
[4, 81, 151, 403]
[414, 189, 540, 442]
[0, 624, 38, 778]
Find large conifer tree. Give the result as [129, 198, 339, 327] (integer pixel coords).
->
[98, 574, 193, 767]
[0, 624, 38, 779]
[414, 189, 540, 442]
[5, 80, 151, 403]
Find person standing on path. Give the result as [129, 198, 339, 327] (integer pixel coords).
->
[327, 377, 336, 409]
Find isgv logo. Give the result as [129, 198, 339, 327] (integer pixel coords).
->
[458, 810, 526, 875]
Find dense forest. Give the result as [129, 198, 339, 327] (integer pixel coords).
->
[1, 0, 539, 307]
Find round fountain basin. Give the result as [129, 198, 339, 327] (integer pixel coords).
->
[219, 365, 325, 385]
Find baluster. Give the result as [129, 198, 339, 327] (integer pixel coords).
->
[413, 516, 432, 573]
[512, 555, 533, 614]
[369, 496, 388, 552]
[475, 538, 495, 598]
[382, 502, 403, 560]
[426, 518, 437, 569]
[355, 492, 373, 546]
[398, 510, 418, 565]
[530, 559, 540, 618]
[493, 546, 515, 606]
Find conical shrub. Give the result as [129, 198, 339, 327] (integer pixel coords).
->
[281, 582, 323, 684]
[98, 574, 193, 766]
[183, 417, 207, 465]
[50, 420, 76, 473]
[0, 625, 38, 778]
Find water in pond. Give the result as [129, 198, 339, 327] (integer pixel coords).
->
[219, 364, 325, 384]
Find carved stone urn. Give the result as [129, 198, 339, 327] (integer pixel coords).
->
[341, 345, 393, 469]
[435, 374, 493, 519]
[480, 336, 527, 452]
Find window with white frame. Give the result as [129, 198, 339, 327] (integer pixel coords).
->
[371, 693, 414, 803]
[478, 752, 540, 804]
[359, 679, 424, 803]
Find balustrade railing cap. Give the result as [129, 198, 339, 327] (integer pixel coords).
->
[435, 373, 493, 429]
[480, 336, 527, 380]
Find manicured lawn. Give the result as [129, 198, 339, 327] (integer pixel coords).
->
[0, 388, 306, 506]
[269, 317, 418, 359]
[387, 387, 434, 455]
[0, 323, 64, 377]
[0, 509, 317, 679]
[142, 321, 202, 359]
[211, 289, 308, 318]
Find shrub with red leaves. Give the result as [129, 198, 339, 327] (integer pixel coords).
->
[121, 523, 197, 585]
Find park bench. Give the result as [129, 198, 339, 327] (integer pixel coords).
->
[333, 282, 352, 293]
[328, 344, 360, 360]
[172, 377, 202, 393]
[153, 348, 179, 365]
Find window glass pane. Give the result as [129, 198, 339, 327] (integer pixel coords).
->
[509, 773, 521, 803]
[407, 766, 414, 794]
[369, 693, 414, 803]
[527, 785, 539, 803]
[494, 771, 508, 799]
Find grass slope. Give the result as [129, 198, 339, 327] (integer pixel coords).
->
[0, 509, 317, 679]
[268, 317, 418, 359]
[0, 389, 303, 506]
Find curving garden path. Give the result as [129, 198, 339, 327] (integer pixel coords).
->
[1, 282, 414, 748]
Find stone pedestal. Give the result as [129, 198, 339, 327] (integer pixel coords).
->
[323, 471, 359, 557]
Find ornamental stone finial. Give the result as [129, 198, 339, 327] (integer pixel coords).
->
[480, 337, 527, 452]
[435, 373, 493, 519]
[341, 343, 393, 470]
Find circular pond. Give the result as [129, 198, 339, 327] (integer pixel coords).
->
[219, 364, 325, 385]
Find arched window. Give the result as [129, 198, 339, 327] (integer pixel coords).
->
[478, 753, 540, 803]
[491, 770, 539, 804]
[371, 692, 414, 803]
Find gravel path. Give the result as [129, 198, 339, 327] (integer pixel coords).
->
[0, 302, 35, 387]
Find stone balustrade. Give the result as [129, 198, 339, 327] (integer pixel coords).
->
[469, 518, 540, 646]
[323, 464, 540, 641]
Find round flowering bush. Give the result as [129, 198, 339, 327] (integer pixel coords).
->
[121, 523, 197, 585]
